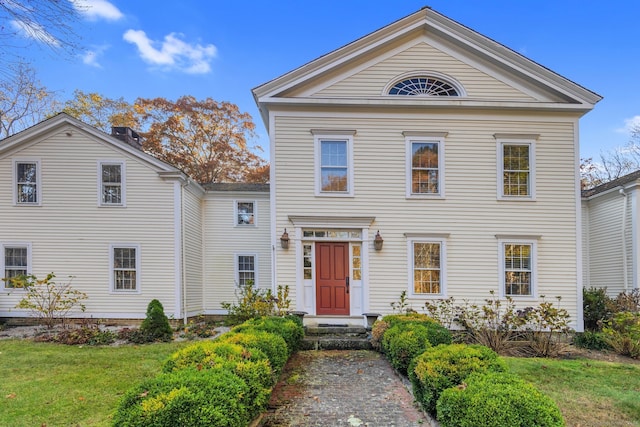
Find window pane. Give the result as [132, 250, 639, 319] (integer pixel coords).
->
[413, 242, 441, 294]
[504, 244, 532, 296]
[411, 142, 439, 194]
[303, 244, 312, 280]
[103, 185, 122, 204]
[4, 247, 27, 286]
[238, 255, 255, 286]
[101, 164, 122, 204]
[503, 145, 530, 196]
[237, 202, 255, 225]
[321, 168, 347, 192]
[321, 141, 347, 167]
[17, 163, 37, 183]
[352, 244, 361, 281]
[412, 170, 439, 194]
[412, 143, 438, 168]
[114, 248, 136, 268]
[102, 165, 121, 183]
[414, 243, 440, 268]
[17, 163, 38, 204]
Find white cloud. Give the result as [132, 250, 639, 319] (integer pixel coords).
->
[123, 30, 217, 74]
[72, 0, 124, 21]
[10, 20, 59, 46]
[616, 116, 640, 134]
[81, 45, 109, 68]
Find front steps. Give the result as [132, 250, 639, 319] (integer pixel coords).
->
[301, 325, 372, 350]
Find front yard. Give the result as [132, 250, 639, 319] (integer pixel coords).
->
[0, 339, 639, 426]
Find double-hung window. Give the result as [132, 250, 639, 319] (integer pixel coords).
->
[235, 201, 255, 226]
[405, 132, 446, 198]
[111, 244, 139, 292]
[99, 161, 125, 206]
[236, 254, 257, 286]
[499, 240, 536, 297]
[497, 135, 537, 199]
[14, 160, 40, 205]
[408, 236, 446, 296]
[313, 130, 355, 197]
[2, 243, 31, 288]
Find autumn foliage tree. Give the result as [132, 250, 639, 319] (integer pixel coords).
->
[62, 90, 139, 133]
[136, 96, 268, 184]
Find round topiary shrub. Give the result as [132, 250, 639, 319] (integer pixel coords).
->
[233, 315, 304, 355]
[381, 323, 434, 375]
[218, 330, 289, 376]
[113, 367, 252, 427]
[140, 299, 174, 342]
[409, 343, 507, 415]
[437, 371, 565, 427]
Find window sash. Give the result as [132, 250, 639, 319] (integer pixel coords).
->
[502, 144, 530, 196]
[412, 242, 441, 294]
[320, 140, 348, 193]
[503, 243, 532, 296]
[411, 142, 439, 194]
[113, 247, 137, 291]
[4, 246, 28, 287]
[237, 255, 256, 286]
[237, 202, 255, 225]
[101, 164, 122, 205]
[16, 162, 38, 204]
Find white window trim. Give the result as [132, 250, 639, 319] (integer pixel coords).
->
[407, 236, 447, 298]
[498, 239, 537, 299]
[109, 243, 141, 293]
[496, 136, 536, 200]
[235, 253, 258, 287]
[1, 242, 32, 290]
[404, 132, 447, 199]
[98, 160, 126, 207]
[313, 132, 355, 197]
[234, 200, 257, 227]
[13, 158, 41, 206]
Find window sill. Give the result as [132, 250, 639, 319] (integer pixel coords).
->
[406, 194, 445, 200]
[497, 196, 536, 202]
[315, 193, 355, 198]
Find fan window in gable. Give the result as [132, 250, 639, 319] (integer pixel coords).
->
[389, 77, 459, 96]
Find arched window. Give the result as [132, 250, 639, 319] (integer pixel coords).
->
[388, 76, 460, 96]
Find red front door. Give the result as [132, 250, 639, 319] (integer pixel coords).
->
[315, 242, 349, 315]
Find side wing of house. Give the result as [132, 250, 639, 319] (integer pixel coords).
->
[582, 176, 640, 296]
[182, 183, 205, 317]
[0, 115, 186, 319]
[254, 8, 601, 329]
[202, 184, 271, 314]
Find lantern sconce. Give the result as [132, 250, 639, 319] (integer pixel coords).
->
[374, 230, 384, 251]
[280, 228, 290, 249]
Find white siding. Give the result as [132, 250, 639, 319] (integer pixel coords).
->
[203, 191, 271, 311]
[183, 185, 204, 315]
[312, 41, 535, 101]
[273, 111, 581, 323]
[0, 126, 178, 318]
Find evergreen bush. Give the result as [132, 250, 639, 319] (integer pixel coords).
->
[409, 343, 507, 415]
[218, 330, 288, 375]
[233, 315, 304, 355]
[382, 323, 433, 375]
[436, 371, 565, 427]
[140, 299, 173, 342]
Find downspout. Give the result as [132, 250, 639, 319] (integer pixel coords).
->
[620, 188, 629, 292]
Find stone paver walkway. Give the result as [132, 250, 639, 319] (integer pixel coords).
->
[260, 350, 433, 427]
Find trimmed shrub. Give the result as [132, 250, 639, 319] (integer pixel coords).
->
[382, 323, 433, 375]
[382, 312, 438, 327]
[382, 322, 451, 375]
[140, 299, 174, 342]
[583, 287, 612, 331]
[602, 311, 640, 358]
[218, 330, 289, 375]
[232, 315, 304, 355]
[573, 331, 610, 350]
[437, 371, 565, 427]
[113, 367, 252, 427]
[409, 344, 507, 415]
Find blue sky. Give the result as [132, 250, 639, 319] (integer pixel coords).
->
[11, 0, 640, 161]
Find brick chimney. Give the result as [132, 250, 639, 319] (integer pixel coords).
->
[111, 127, 142, 151]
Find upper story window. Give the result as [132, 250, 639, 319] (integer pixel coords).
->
[312, 130, 355, 197]
[99, 161, 125, 206]
[14, 159, 40, 205]
[236, 201, 256, 226]
[405, 132, 447, 198]
[496, 134, 538, 200]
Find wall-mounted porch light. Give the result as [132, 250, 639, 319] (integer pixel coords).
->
[280, 228, 290, 249]
[374, 230, 384, 251]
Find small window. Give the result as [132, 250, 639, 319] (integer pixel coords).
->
[15, 160, 40, 205]
[303, 244, 313, 280]
[497, 138, 536, 199]
[408, 238, 446, 296]
[236, 254, 257, 287]
[111, 245, 139, 292]
[405, 134, 445, 197]
[2, 244, 31, 288]
[352, 244, 361, 281]
[236, 201, 255, 226]
[100, 162, 125, 206]
[500, 241, 536, 297]
[389, 77, 459, 96]
[313, 132, 354, 197]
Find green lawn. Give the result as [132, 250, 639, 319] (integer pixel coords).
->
[506, 357, 640, 427]
[0, 340, 185, 427]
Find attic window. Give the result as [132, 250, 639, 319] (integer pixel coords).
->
[388, 77, 460, 96]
